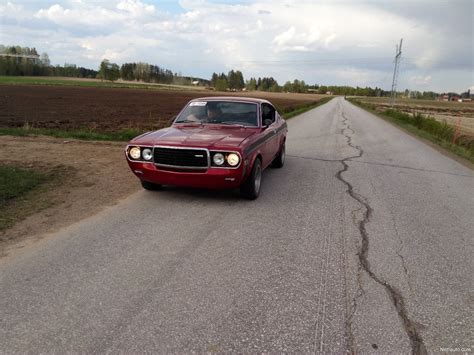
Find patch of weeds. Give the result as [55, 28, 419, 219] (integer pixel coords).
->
[0, 164, 69, 233]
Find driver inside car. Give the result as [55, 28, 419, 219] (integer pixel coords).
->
[186, 103, 222, 123]
[206, 103, 222, 121]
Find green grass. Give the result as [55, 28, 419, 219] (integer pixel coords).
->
[0, 165, 66, 232]
[0, 76, 205, 91]
[349, 98, 474, 164]
[281, 97, 334, 119]
[0, 127, 142, 141]
[354, 96, 473, 110]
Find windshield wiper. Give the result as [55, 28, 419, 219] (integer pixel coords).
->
[175, 120, 203, 124]
[212, 121, 247, 127]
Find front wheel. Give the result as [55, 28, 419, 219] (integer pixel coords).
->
[141, 180, 162, 190]
[271, 142, 285, 168]
[240, 158, 262, 200]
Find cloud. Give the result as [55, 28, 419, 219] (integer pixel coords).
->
[116, 0, 156, 17]
[272, 26, 322, 52]
[0, 0, 472, 92]
[410, 75, 432, 86]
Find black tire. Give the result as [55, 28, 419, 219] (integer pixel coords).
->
[240, 158, 262, 200]
[141, 180, 162, 190]
[271, 142, 285, 168]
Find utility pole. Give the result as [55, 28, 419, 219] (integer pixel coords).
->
[390, 38, 403, 107]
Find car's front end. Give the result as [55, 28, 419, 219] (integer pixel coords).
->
[125, 143, 249, 189]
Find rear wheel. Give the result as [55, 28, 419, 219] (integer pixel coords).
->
[271, 142, 285, 168]
[240, 158, 262, 200]
[141, 180, 162, 190]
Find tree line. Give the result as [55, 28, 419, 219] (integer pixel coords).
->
[117, 61, 209, 85]
[0, 45, 98, 78]
[0, 45, 209, 86]
[210, 71, 393, 96]
[4, 44, 463, 99]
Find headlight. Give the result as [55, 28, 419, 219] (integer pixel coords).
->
[227, 153, 240, 167]
[213, 153, 225, 166]
[142, 148, 153, 161]
[129, 147, 141, 160]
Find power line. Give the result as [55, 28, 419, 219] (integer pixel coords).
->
[390, 38, 403, 107]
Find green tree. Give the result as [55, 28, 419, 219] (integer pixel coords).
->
[269, 83, 281, 92]
[210, 72, 219, 87]
[215, 78, 229, 91]
[98, 59, 120, 81]
[246, 77, 257, 91]
[234, 70, 245, 90]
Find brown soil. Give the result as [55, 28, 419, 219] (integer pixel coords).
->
[0, 85, 324, 132]
[0, 135, 140, 258]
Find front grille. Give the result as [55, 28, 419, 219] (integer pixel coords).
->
[153, 147, 209, 168]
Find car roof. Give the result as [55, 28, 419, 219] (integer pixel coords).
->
[189, 96, 271, 105]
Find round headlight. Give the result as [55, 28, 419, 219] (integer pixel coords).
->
[129, 147, 141, 160]
[227, 153, 240, 167]
[213, 153, 225, 166]
[142, 148, 153, 161]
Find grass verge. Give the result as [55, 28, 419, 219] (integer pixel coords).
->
[0, 165, 68, 232]
[0, 127, 142, 141]
[0, 76, 205, 91]
[0, 97, 334, 142]
[348, 98, 474, 164]
[281, 97, 334, 119]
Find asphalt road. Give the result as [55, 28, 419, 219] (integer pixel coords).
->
[1, 97, 472, 353]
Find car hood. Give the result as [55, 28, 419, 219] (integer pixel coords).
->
[131, 125, 258, 150]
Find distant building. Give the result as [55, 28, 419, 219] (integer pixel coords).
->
[0, 53, 40, 65]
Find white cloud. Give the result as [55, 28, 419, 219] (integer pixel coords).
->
[116, 0, 155, 17]
[410, 75, 432, 86]
[1, 0, 472, 91]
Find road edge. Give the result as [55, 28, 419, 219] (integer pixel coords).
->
[346, 99, 474, 170]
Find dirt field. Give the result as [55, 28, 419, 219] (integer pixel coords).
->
[355, 97, 474, 136]
[0, 84, 326, 132]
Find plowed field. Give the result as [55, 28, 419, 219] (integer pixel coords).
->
[0, 85, 325, 132]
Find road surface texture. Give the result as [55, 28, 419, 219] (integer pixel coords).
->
[0, 97, 472, 353]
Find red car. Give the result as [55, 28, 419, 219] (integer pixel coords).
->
[125, 97, 287, 199]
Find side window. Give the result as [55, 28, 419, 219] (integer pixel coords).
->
[261, 103, 276, 126]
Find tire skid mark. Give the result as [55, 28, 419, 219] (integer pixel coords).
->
[337, 110, 427, 355]
[312, 190, 333, 353]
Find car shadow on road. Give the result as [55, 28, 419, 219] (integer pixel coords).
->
[146, 185, 243, 202]
[140, 169, 281, 203]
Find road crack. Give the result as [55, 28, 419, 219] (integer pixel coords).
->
[337, 112, 427, 355]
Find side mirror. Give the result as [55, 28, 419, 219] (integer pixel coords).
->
[169, 116, 176, 125]
[263, 119, 273, 127]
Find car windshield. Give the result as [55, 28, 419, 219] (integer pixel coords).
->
[175, 100, 258, 127]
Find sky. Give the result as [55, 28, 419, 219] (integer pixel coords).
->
[0, 0, 473, 92]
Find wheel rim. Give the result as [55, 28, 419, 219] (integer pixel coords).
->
[254, 163, 262, 193]
[281, 145, 285, 164]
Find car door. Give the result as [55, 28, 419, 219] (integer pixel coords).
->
[260, 103, 279, 167]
